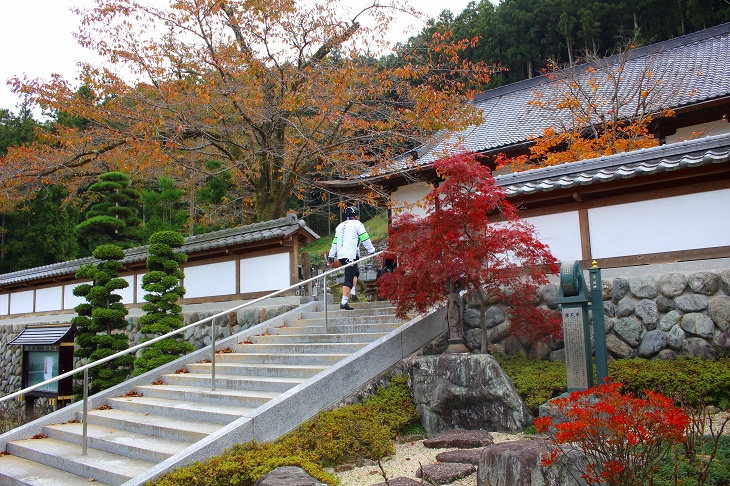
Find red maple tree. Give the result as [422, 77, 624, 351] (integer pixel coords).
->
[378, 151, 560, 352]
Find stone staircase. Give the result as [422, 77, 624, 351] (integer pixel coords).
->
[0, 300, 446, 486]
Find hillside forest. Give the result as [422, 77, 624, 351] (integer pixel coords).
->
[0, 0, 727, 273]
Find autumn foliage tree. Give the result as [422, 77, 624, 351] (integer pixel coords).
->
[378, 152, 560, 352]
[3, 0, 493, 224]
[498, 41, 685, 171]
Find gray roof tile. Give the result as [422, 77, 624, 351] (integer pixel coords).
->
[382, 23, 730, 176]
[0, 216, 318, 287]
[495, 133, 730, 197]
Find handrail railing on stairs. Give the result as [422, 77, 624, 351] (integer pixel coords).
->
[0, 250, 383, 455]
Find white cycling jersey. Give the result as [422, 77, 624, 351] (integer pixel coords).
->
[328, 219, 375, 261]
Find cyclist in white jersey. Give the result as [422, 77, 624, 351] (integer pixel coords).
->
[327, 206, 375, 310]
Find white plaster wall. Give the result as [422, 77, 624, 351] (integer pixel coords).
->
[136, 273, 146, 303]
[10, 290, 34, 314]
[240, 253, 290, 293]
[0, 294, 9, 316]
[391, 182, 431, 219]
[118, 275, 135, 305]
[184, 261, 237, 298]
[665, 120, 730, 144]
[64, 281, 92, 310]
[524, 211, 584, 263]
[589, 188, 730, 258]
[35, 286, 63, 312]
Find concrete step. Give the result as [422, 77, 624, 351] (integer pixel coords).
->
[295, 314, 400, 325]
[159, 372, 305, 392]
[81, 408, 222, 442]
[246, 332, 388, 344]
[0, 297, 437, 486]
[104, 395, 253, 424]
[131, 384, 279, 409]
[229, 342, 367, 354]
[184, 362, 327, 378]
[212, 351, 350, 366]
[43, 422, 191, 463]
[271, 322, 400, 335]
[6, 437, 155, 485]
[0, 453, 111, 486]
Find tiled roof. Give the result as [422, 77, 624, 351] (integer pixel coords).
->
[0, 216, 319, 287]
[8, 324, 74, 345]
[383, 22, 730, 176]
[495, 132, 730, 197]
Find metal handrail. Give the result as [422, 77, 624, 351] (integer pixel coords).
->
[0, 251, 382, 452]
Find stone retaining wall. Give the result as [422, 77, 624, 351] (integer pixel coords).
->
[0, 303, 296, 399]
[463, 269, 730, 361]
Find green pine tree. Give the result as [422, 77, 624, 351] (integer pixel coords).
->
[133, 231, 192, 376]
[76, 171, 143, 250]
[72, 244, 134, 396]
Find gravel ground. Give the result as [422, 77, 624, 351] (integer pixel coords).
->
[333, 414, 730, 486]
[333, 432, 524, 486]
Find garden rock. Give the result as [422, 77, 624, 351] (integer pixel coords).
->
[254, 466, 325, 486]
[613, 316, 643, 347]
[477, 439, 588, 486]
[373, 478, 423, 486]
[668, 325, 686, 350]
[436, 448, 483, 465]
[423, 429, 495, 448]
[635, 299, 659, 328]
[409, 354, 533, 435]
[417, 462, 476, 484]
[660, 310, 681, 332]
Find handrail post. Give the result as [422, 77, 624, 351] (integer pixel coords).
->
[82, 368, 88, 456]
[323, 273, 328, 333]
[211, 318, 216, 391]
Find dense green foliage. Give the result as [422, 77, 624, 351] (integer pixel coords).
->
[133, 231, 192, 376]
[411, 0, 730, 87]
[0, 185, 81, 273]
[140, 177, 188, 239]
[495, 355, 730, 416]
[494, 354, 568, 415]
[153, 376, 419, 486]
[76, 171, 144, 250]
[71, 244, 133, 395]
[0, 103, 37, 157]
[608, 357, 730, 410]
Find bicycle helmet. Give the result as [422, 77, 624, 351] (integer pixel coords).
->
[345, 206, 359, 218]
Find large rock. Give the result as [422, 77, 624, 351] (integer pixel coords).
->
[477, 439, 588, 486]
[659, 273, 688, 298]
[708, 296, 730, 331]
[629, 276, 657, 299]
[688, 272, 720, 295]
[254, 466, 325, 486]
[613, 316, 643, 347]
[409, 354, 533, 436]
[638, 329, 667, 357]
[680, 313, 715, 339]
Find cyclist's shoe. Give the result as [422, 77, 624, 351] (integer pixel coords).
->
[340, 303, 354, 310]
[350, 294, 359, 302]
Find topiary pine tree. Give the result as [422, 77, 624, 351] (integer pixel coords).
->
[72, 244, 134, 396]
[76, 171, 143, 250]
[133, 230, 192, 376]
